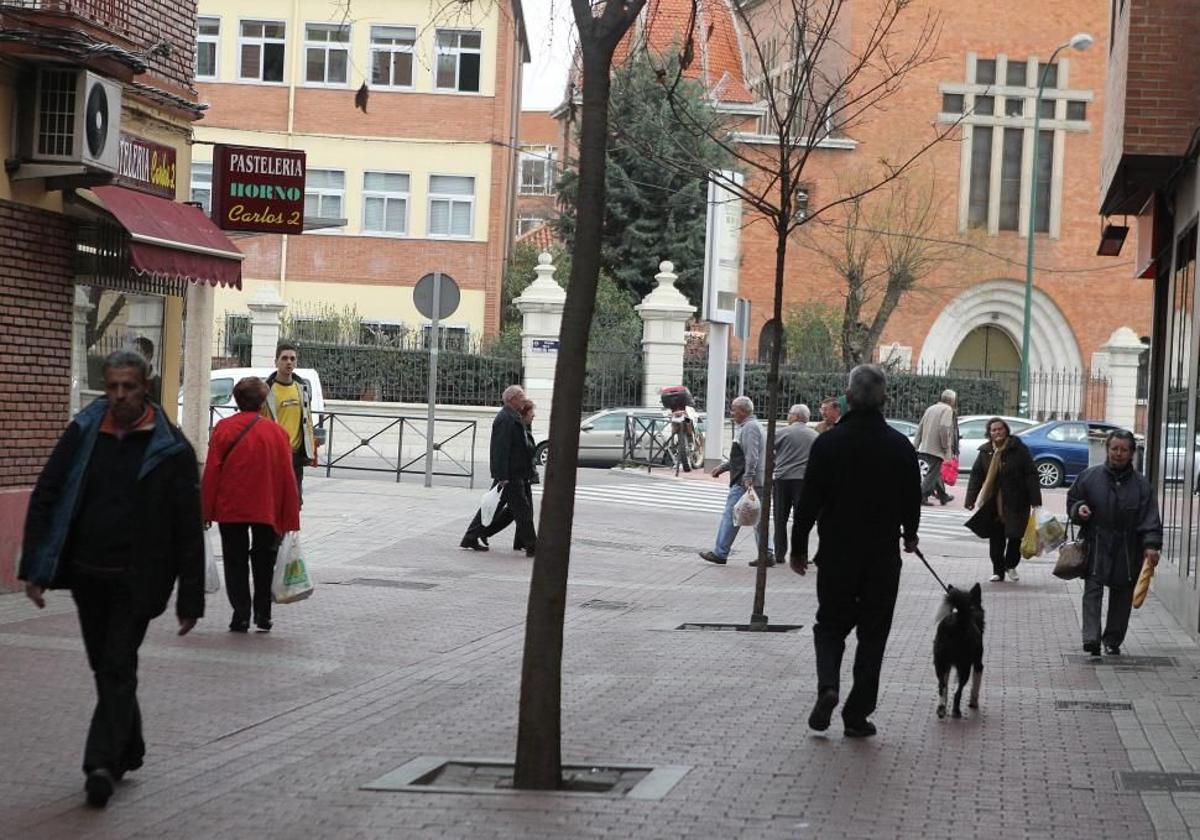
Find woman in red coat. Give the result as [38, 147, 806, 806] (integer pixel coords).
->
[202, 377, 300, 632]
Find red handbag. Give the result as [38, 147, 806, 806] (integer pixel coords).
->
[941, 457, 959, 486]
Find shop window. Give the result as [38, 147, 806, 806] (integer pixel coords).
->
[435, 29, 482, 93]
[305, 23, 350, 85]
[428, 174, 474, 237]
[74, 287, 166, 409]
[1163, 225, 1196, 572]
[371, 25, 415, 88]
[362, 171, 409, 235]
[196, 17, 220, 80]
[240, 20, 286, 82]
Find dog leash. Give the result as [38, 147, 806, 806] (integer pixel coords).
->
[912, 546, 950, 594]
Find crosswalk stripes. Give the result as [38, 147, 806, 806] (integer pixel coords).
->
[533, 480, 977, 541]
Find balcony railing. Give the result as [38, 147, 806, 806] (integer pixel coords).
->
[2, 0, 133, 35]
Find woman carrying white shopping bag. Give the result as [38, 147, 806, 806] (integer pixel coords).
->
[201, 377, 301, 632]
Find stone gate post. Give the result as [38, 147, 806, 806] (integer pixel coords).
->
[636, 261, 696, 406]
[513, 252, 565, 437]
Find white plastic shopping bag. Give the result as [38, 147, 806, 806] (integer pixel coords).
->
[204, 529, 221, 594]
[1035, 509, 1067, 555]
[479, 484, 503, 527]
[733, 488, 762, 527]
[272, 532, 314, 604]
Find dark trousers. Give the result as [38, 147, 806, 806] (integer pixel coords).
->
[773, 478, 805, 561]
[813, 557, 901, 723]
[292, 450, 307, 507]
[71, 575, 151, 776]
[1082, 579, 1135, 648]
[988, 522, 1022, 576]
[465, 480, 536, 549]
[219, 522, 279, 626]
[919, 454, 951, 502]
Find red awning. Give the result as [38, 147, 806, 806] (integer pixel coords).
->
[90, 186, 244, 289]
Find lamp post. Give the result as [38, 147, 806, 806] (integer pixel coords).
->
[1018, 32, 1094, 417]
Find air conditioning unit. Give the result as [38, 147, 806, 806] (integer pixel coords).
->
[19, 68, 122, 173]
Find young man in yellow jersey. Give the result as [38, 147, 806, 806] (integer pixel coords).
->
[263, 341, 317, 505]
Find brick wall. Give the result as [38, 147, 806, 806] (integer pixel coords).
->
[1119, 0, 1200, 158]
[130, 0, 200, 94]
[0, 200, 74, 488]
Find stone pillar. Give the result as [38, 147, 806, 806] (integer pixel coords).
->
[70, 287, 94, 416]
[1097, 326, 1145, 430]
[247, 285, 287, 368]
[513, 252, 565, 437]
[635, 261, 696, 406]
[181, 281, 215, 462]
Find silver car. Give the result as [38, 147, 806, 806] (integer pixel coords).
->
[956, 415, 1038, 474]
[534, 407, 707, 468]
[1161, 423, 1200, 485]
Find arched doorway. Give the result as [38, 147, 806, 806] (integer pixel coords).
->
[949, 325, 1021, 410]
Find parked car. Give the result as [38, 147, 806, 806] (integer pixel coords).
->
[180, 367, 327, 445]
[1017, 419, 1129, 488]
[1161, 422, 1200, 485]
[534, 407, 707, 468]
[886, 418, 918, 440]
[956, 415, 1038, 474]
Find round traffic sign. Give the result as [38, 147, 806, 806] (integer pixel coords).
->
[413, 272, 461, 320]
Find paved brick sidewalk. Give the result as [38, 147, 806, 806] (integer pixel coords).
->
[0, 475, 1191, 838]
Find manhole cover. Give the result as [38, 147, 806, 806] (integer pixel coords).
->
[676, 623, 804, 633]
[574, 538, 645, 552]
[580, 599, 631, 610]
[1055, 700, 1133, 712]
[346, 578, 437, 590]
[1066, 655, 1176, 667]
[1117, 771, 1200, 792]
[661, 545, 700, 554]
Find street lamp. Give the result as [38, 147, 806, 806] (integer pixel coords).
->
[1018, 32, 1094, 417]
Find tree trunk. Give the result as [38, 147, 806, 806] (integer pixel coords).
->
[860, 269, 910, 365]
[513, 47, 614, 790]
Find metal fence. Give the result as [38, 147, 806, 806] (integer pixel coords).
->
[583, 349, 644, 413]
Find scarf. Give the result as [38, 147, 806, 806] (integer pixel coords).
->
[976, 436, 1009, 519]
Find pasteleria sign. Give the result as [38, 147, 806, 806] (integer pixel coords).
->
[211, 144, 306, 234]
[116, 133, 177, 198]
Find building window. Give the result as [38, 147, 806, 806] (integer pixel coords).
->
[428, 174, 474, 237]
[516, 216, 547, 236]
[305, 23, 350, 85]
[239, 20, 286, 82]
[941, 93, 964, 114]
[967, 128, 992, 229]
[975, 59, 996, 85]
[196, 17, 220, 80]
[435, 30, 482, 93]
[1038, 99, 1056, 118]
[1033, 130, 1052, 232]
[974, 95, 994, 116]
[519, 146, 555, 195]
[1067, 100, 1087, 121]
[304, 169, 345, 226]
[998, 127, 1022, 231]
[1037, 62, 1058, 88]
[362, 172, 409, 235]
[1003, 98, 1024, 117]
[1004, 60, 1027, 87]
[370, 25, 415, 88]
[190, 162, 212, 214]
[421, 323, 469, 351]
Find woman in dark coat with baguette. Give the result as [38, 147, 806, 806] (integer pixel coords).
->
[964, 417, 1042, 582]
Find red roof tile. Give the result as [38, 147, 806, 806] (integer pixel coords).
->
[515, 223, 560, 251]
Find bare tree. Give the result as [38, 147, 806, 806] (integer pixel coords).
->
[513, 0, 647, 791]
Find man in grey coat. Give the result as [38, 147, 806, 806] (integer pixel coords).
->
[915, 389, 957, 506]
[774, 404, 818, 564]
[699, 396, 770, 566]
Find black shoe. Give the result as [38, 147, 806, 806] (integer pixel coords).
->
[114, 757, 142, 782]
[255, 619, 273, 633]
[460, 536, 490, 552]
[229, 621, 249, 633]
[748, 558, 776, 567]
[1083, 642, 1101, 656]
[85, 769, 114, 808]
[843, 719, 877, 738]
[808, 688, 839, 732]
[940, 494, 955, 506]
[481, 536, 489, 547]
[699, 551, 727, 565]
[921, 499, 934, 507]
[1104, 644, 1121, 656]
[525, 547, 536, 558]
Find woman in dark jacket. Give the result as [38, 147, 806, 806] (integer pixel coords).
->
[965, 417, 1042, 582]
[1067, 429, 1162, 656]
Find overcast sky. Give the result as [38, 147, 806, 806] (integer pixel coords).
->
[521, 0, 575, 110]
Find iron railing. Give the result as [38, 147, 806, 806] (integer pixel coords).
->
[4, 1, 134, 34]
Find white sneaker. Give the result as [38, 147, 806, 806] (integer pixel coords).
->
[989, 574, 1002, 582]
[1007, 568, 1020, 582]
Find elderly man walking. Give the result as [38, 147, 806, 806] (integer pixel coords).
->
[915, 389, 957, 506]
[461, 384, 537, 555]
[699, 396, 771, 567]
[20, 350, 204, 808]
[774, 404, 819, 564]
[792, 365, 921, 738]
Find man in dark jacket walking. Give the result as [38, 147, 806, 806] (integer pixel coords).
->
[20, 350, 205, 808]
[461, 384, 536, 554]
[791, 365, 921, 738]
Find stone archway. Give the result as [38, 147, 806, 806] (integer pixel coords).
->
[919, 279, 1084, 373]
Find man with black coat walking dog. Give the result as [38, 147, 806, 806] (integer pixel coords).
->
[461, 384, 537, 555]
[20, 350, 205, 808]
[791, 364, 921, 738]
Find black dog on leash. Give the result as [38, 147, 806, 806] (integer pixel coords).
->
[934, 583, 985, 719]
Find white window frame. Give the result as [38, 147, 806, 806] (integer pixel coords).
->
[434, 29, 483, 94]
[361, 171, 410, 236]
[303, 22, 351, 87]
[427, 174, 475, 238]
[238, 19, 287, 84]
[196, 16, 220, 81]
[516, 216, 547, 236]
[518, 145, 555, 195]
[370, 25, 417, 90]
[304, 169, 346, 233]
[190, 162, 213, 215]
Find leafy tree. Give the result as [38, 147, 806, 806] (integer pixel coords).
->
[556, 48, 731, 305]
[783, 302, 842, 369]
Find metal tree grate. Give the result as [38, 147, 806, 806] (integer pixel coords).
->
[676, 623, 804, 633]
[343, 578, 437, 590]
[1055, 700, 1133, 712]
[579, 599, 632, 610]
[1066, 654, 1177, 667]
[1116, 771, 1200, 792]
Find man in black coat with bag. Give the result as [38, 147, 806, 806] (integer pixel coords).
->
[791, 365, 922, 738]
[460, 384, 537, 555]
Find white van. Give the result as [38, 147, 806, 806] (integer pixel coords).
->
[181, 367, 326, 433]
